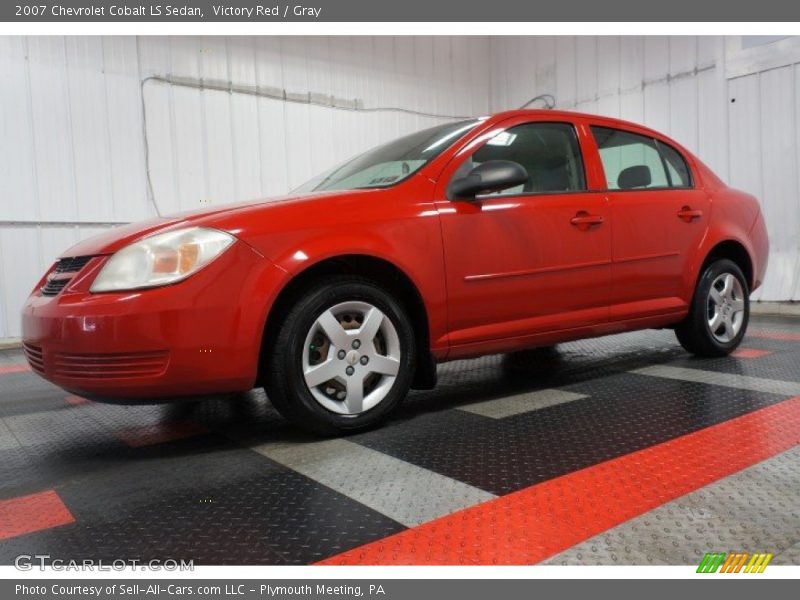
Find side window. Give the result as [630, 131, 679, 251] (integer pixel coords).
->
[591, 126, 693, 190]
[454, 122, 586, 196]
[591, 127, 668, 189]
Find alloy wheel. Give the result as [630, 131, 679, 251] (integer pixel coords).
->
[301, 301, 402, 415]
[706, 272, 745, 343]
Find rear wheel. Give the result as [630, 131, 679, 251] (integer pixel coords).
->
[265, 276, 416, 435]
[675, 258, 749, 357]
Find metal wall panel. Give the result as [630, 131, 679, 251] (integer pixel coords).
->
[0, 227, 44, 343]
[757, 66, 799, 301]
[555, 37, 577, 108]
[102, 36, 150, 223]
[27, 37, 78, 223]
[65, 37, 115, 223]
[575, 37, 598, 113]
[697, 38, 727, 181]
[727, 75, 762, 198]
[0, 37, 38, 223]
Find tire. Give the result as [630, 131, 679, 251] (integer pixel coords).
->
[675, 258, 750, 357]
[264, 276, 416, 435]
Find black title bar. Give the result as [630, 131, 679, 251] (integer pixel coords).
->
[3, 0, 800, 22]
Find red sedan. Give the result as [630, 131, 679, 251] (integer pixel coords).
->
[22, 110, 769, 434]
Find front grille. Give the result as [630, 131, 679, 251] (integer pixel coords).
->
[41, 255, 94, 296]
[52, 350, 170, 380]
[41, 278, 70, 296]
[22, 343, 45, 375]
[54, 256, 92, 274]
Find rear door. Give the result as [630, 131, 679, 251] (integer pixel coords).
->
[590, 126, 710, 320]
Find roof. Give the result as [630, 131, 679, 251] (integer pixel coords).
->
[484, 108, 680, 149]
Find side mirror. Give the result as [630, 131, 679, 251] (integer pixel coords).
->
[618, 165, 651, 189]
[448, 160, 529, 200]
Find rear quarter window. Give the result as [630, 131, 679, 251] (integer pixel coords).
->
[656, 141, 692, 188]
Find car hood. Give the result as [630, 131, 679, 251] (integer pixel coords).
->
[60, 190, 367, 257]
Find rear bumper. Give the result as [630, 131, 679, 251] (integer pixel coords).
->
[21, 241, 285, 402]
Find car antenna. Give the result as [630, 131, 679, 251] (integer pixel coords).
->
[519, 94, 556, 109]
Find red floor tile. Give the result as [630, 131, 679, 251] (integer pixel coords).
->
[117, 420, 208, 448]
[65, 394, 91, 406]
[0, 364, 31, 375]
[0, 490, 75, 541]
[732, 348, 773, 359]
[320, 395, 800, 565]
[748, 329, 800, 342]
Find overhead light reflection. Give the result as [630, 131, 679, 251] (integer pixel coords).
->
[481, 203, 520, 211]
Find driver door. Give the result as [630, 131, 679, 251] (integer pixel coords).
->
[434, 117, 612, 351]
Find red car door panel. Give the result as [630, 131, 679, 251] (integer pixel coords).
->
[608, 189, 710, 319]
[437, 193, 611, 345]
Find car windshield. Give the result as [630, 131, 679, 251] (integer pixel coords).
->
[294, 119, 482, 193]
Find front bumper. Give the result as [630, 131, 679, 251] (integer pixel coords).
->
[21, 240, 285, 402]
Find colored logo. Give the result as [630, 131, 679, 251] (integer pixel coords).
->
[697, 552, 773, 573]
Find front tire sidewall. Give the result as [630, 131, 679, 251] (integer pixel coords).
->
[275, 279, 415, 435]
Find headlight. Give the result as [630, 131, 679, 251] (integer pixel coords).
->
[90, 227, 235, 292]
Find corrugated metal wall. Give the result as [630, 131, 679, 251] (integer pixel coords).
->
[0, 35, 491, 341]
[488, 36, 800, 302]
[1, 35, 798, 343]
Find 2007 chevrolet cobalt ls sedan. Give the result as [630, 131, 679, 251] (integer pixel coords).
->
[22, 110, 769, 434]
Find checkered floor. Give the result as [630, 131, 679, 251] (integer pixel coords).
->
[1, 314, 799, 565]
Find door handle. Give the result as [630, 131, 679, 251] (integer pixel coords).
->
[570, 211, 604, 231]
[677, 206, 703, 222]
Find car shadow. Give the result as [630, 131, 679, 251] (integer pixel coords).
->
[167, 333, 691, 447]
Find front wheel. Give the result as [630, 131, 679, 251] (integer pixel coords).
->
[265, 276, 416, 435]
[675, 258, 749, 357]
